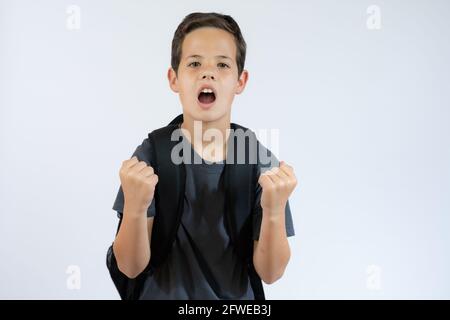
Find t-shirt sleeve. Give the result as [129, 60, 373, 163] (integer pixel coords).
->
[252, 143, 295, 241]
[112, 138, 156, 219]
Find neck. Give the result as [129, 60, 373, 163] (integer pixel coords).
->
[180, 113, 231, 162]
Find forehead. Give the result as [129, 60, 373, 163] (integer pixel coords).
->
[181, 27, 236, 60]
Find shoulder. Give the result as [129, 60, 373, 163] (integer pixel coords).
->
[131, 136, 153, 165]
[148, 123, 180, 140]
[131, 124, 180, 165]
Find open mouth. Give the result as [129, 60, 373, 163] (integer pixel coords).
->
[198, 88, 216, 105]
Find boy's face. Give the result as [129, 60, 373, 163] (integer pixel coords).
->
[168, 27, 248, 123]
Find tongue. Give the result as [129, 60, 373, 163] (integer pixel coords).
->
[198, 92, 215, 104]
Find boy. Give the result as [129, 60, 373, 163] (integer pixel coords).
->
[107, 12, 297, 300]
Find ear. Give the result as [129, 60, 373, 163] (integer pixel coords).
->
[167, 67, 179, 93]
[235, 69, 249, 95]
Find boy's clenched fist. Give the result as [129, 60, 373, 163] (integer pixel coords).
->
[119, 156, 158, 214]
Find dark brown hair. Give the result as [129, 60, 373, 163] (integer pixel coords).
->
[171, 12, 247, 77]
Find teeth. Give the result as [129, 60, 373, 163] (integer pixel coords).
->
[201, 88, 214, 94]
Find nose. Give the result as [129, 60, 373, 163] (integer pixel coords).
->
[201, 73, 215, 81]
[199, 63, 216, 81]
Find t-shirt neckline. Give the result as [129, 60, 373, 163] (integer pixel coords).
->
[177, 122, 228, 168]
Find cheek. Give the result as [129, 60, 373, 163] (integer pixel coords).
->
[177, 70, 194, 89]
[221, 80, 238, 97]
[178, 79, 196, 98]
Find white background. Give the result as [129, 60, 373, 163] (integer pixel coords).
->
[1, 0, 449, 299]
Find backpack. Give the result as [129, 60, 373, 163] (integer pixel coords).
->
[106, 114, 265, 300]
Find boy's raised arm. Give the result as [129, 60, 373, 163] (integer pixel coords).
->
[112, 156, 159, 279]
[253, 161, 297, 284]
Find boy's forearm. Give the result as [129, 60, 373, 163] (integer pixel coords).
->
[113, 205, 150, 279]
[253, 208, 291, 284]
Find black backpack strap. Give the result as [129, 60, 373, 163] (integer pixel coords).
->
[224, 123, 265, 300]
[223, 137, 255, 258]
[147, 120, 186, 269]
[168, 113, 184, 125]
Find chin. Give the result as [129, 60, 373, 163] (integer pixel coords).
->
[185, 105, 229, 123]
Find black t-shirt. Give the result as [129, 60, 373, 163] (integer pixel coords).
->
[112, 133, 295, 299]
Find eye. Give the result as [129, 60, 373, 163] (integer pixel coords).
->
[218, 62, 230, 69]
[188, 61, 201, 67]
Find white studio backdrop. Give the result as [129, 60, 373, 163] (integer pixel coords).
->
[1, 0, 449, 299]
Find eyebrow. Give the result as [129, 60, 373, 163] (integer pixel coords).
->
[186, 54, 233, 60]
